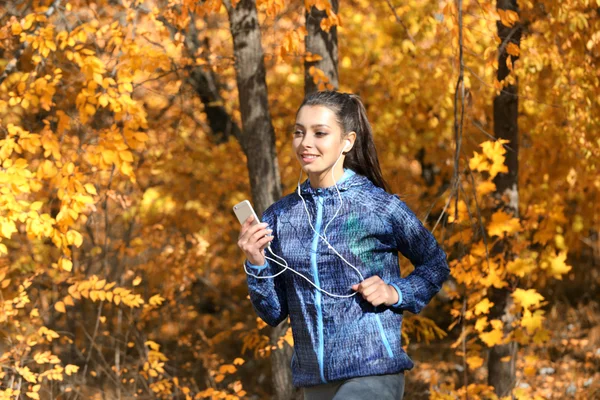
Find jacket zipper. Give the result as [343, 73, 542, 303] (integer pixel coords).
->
[311, 195, 327, 383]
[374, 314, 394, 358]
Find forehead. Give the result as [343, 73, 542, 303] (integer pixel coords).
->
[296, 105, 338, 128]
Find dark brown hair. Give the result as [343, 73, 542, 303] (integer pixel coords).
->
[296, 91, 391, 193]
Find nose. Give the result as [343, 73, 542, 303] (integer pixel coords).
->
[299, 134, 314, 150]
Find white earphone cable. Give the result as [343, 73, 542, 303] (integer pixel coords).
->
[243, 143, 364, 298]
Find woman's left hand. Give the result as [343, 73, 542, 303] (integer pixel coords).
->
[351, 276, 399, 307]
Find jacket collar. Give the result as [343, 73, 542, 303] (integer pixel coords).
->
[298, 168, 369, 196]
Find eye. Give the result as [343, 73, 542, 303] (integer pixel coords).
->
[293, 130, 303, 136]
[315, 131, 327, 136]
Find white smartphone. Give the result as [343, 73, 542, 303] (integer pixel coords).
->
[233, 200, 261, 226]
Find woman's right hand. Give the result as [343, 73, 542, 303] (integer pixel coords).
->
[237, 215, 274, 266]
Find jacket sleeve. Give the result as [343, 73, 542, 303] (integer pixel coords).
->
[244, 205, 289, 327]
[387, 194, 450, 314]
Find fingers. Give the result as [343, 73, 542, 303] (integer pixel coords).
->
[256, 233, 275, 251]
[352, 275, 389, 306]
[353, 275, 384, 296]
[237, 215, 274, 261]
[238, 219, 269, 242]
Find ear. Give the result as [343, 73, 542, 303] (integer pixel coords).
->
[343, 132, 357, 153]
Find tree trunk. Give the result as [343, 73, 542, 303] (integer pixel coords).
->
[223, 0, 282, 216]
[223, 1, 300, 399]
[487, 0, 522, 396]
[157, 14, 243, 145]
[188, 64, 242, 145]
[304, 0, 340, 93]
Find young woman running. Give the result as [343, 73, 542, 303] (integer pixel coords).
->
[237, 91, 450, 399]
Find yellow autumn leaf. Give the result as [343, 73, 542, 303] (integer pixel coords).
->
[149, 294, 165, 306]
[84, 183, 97, 195]
[506, 257, 536, 278]
[475, 317, 488, 332]
[544, 250, 571, 279]
[521, 309, 544, 334]
[506, 42, 520, 57]
[64, 295, 75, 306]
[11, 23, 22, 35]
[145, 341, 160, 351]
[476, 180, 496, 197]
[1, 220, 18, 239]
[512, 288, 544, 310]
[59, 258, 73, 272]
[66, 230, 83, 247]
[466, 355, 484, 370]
[533, 328, 551, 344]
[233, 357, 245, 366]
[219, 364, 237, 374]
[474, 298, 494, 315]
[479, 328, 503, 347]
[490, 319, 503, 330]
[480, 260, 508, 289]
[132, 276, 142, 286]
[487, 210, 521, 237]
[30, 201, 43, 211]
[16, 366, 37, 383]
[498, 9, 519, 27]
[65, 364, 79, 376]
[304, 52, 323, 62]
[101, 149, 117, 164]
[119, 150, 134, 162]
[478, 139, 509, 178]
[54, 301, 66, 313]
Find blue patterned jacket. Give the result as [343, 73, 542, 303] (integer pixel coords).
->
[244, 168, 450, 387]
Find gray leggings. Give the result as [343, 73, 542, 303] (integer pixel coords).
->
[303, 372, 405, 400]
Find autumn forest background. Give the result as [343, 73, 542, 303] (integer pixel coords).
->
[0, 0, 599, 399]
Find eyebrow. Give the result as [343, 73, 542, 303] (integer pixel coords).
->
[295, 123, 331, 129]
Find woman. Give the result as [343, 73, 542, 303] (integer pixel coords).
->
[237, 91, 450, 399]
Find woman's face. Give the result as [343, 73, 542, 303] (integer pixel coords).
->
[293, 105, 351, 176]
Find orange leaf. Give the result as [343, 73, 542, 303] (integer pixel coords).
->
[55, 301, 66, 313]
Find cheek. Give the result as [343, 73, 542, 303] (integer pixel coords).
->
[321, 140, 340, 157]
[291, 138, 301, 151]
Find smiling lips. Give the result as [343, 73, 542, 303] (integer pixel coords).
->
[301, 154, 319, 163]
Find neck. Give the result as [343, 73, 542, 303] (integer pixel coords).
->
[308, 164, 346, 189]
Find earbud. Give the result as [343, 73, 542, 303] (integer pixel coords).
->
[344, 140, 351, 151]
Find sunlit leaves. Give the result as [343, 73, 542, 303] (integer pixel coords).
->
[479, 319, 505, 347]
[512, 288, 544, 310]
[468, 139, 510, 179]
[65, 365, 79, 376]
[497, 9, 519, 27]
[541, 250, 572, 279]
[16, 366, 37, 383]
[487, 210, 522, 237]
[474, 298, 494, 315]
[54, 301, 66, 313]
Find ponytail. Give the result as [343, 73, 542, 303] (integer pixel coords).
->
[297, 91, 391, 193]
